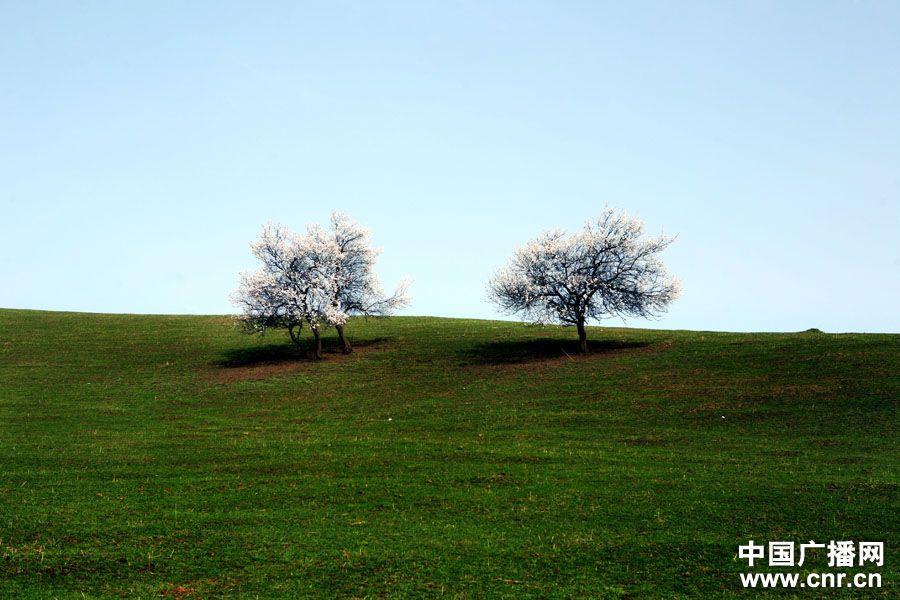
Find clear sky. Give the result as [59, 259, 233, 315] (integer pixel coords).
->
[2, 1, 898, 332]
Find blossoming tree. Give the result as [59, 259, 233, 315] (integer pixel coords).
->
[232, 212, 409, 359]
[487, 208, 680, 353]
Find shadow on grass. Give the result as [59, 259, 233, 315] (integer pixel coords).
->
[461, 338, 650, 366]
[216, 337, 393, 368]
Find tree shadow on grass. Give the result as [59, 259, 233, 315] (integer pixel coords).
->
[215, 337, 393, 368]
[461, 338, 650, 366]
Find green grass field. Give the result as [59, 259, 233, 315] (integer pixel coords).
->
[0, 309, 897, 598]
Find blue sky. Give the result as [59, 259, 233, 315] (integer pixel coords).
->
[2, 1, 898, 332]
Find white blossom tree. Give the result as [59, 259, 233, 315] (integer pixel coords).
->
[232, 213, 409, 359]
[305, 212, 410, 354]
[488, 208, 680, 353]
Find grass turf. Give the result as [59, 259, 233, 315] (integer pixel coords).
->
[0, 309, 897, 598]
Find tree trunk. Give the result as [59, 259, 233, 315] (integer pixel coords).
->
[288, 325, 300, 346]
[311, 328, 323, 360]
[336, 325, 353, 354]
[576, 319, 588, 353]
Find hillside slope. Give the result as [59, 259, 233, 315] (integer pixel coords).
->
[0, 310, 897, 598]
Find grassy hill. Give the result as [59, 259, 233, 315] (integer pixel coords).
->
[0, 309, 897, 598]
